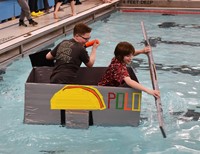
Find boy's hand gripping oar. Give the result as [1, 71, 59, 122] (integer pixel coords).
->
[141, 21, 166, 138]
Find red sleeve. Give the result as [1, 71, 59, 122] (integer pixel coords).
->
[112, 63, 130, 84]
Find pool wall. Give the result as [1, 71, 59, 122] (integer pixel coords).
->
[120, 0, 200, 8]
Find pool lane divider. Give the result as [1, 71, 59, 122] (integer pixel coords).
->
[141, 21, 167, 138]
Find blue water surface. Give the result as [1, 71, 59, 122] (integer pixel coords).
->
[0, 11, 200, 154]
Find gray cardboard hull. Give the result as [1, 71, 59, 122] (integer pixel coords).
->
[92, 86, 141, 127]
[24, 83, 63, 124]
[24, 67, 141, 127]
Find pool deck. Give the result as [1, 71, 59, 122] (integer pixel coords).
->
[0, 0, 120, 67]
[0, 0, 200, 67]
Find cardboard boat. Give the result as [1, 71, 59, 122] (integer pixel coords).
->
[24, 49, 142, 129]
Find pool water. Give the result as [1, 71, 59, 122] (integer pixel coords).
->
[0, 11, 200, 154]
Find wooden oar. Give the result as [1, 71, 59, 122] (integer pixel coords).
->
[141, 21, 167, 138]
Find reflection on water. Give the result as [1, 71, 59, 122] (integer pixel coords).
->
[132, 58, 200, 76]
[158, 22, 200, 29]
[132, 57, 200, 122]
[0, 69, 5, 81]
[141, 37, 200, 47]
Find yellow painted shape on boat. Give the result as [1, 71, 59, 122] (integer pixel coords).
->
[50, 85, 106, 110]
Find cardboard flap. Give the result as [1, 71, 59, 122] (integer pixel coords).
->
[29, 49, 54, 67]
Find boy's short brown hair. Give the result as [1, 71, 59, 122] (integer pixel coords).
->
[114, 42, 135, 62]
[73, 23, 92, 36]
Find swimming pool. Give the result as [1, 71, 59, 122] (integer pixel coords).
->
[0, 11, 200, 154]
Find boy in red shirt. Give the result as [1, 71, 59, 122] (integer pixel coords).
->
[98, 41, 160, 98]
